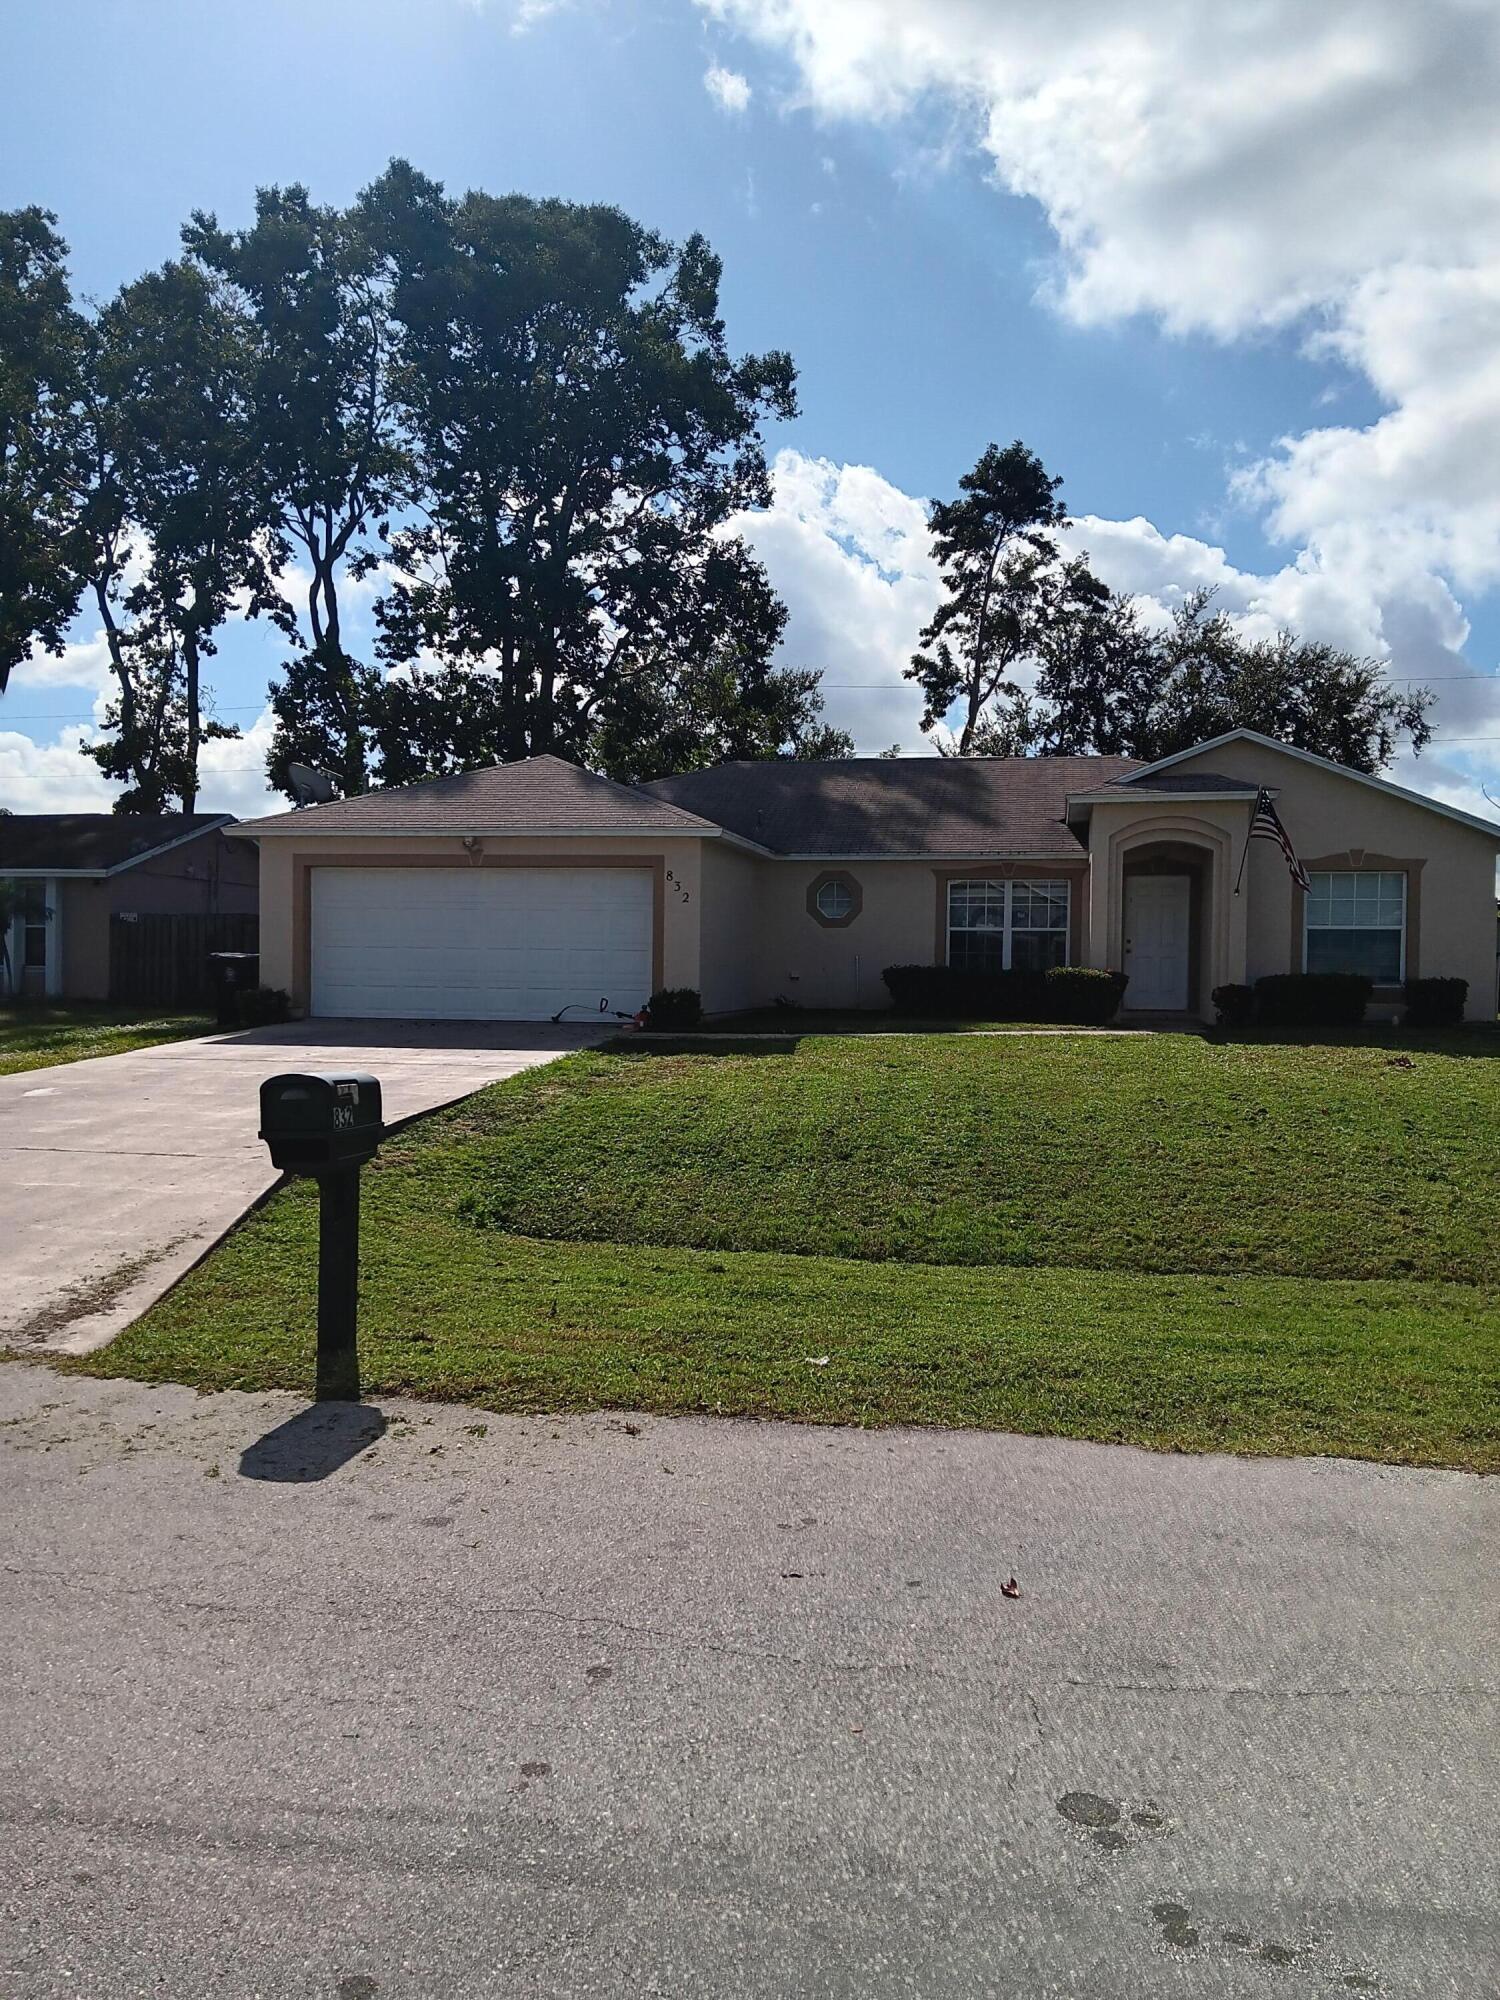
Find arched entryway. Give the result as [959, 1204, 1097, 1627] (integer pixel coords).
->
[1103, 817, 1239, 1019]
[1121, 843, 1209, 1013]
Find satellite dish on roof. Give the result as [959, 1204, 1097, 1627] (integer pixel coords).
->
[286, 764, 341, 808]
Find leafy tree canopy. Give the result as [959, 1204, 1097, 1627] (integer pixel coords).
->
[3, 174, 848, 806]
[81, 259, 287, 810]
[186, 186, 406, 796]
[993, 586, 1433, 774]
[0, 208, 87, 692]
[914, 441, 1433, 774]
[907, 439, 1073, 755]
[352, 161, 838, 780]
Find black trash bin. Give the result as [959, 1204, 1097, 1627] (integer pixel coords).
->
[208, 950, 260, 1027]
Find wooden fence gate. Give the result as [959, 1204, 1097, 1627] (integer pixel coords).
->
[109, 913, 259, 1008]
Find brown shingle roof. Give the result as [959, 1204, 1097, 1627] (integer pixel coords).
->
[0, 813, 232, 873]
[643, 755, 1143, 855]
[235, 755, 720, 838]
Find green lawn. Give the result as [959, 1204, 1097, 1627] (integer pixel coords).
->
[701, 1009, 1107, 1034]
[67, 1029, 1500, 1469]
[0, 1003, 215, 1077]
[451, 1033, 1499, 1283]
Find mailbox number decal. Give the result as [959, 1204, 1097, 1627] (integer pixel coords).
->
[332, 1103, 356, 1130]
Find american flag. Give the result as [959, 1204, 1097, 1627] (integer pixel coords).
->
[1248, 787, 1310, 892]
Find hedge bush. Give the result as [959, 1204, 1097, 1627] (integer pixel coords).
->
[1252, 972, 1372, 1027]
[882, 963, 1127, 1024]
[1211, 983, 1255, 1028]
[883, 964, 1032, 1018]
[1403, 976, 1467, 1028]
[234, 985, 291, 1028]
[642, 987, 703, 1030]
[1043, 966, 1129, 1024]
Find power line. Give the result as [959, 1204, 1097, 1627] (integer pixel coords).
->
[8, 671, 1500, 727]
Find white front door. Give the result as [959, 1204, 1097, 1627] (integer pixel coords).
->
[310, 866, 655, 1021]
[1123, 875, 1191, 1011]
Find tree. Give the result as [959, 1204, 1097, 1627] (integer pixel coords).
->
[915, 439, 1433, 774]
[362, 559, 852, 788]
[185, 186, 405, 797]
[354, 161, 812, 776]
[583, 540, 852, 781]
[66, 316, 189, 813]
[0, 208, 87, 693]
[83, 260, 288, 810]
[907, 440, 1077, 754]
[1015, 588, 1433, 772]
[978, 581, 1160, 757]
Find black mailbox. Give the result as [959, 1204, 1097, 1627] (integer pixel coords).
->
[259, 1072, 384, 1175]
[257, 1070, 385, 1401]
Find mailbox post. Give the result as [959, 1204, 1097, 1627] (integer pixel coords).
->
[259, 1073, 384, 1401]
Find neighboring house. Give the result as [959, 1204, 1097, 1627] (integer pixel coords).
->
[234, 730, 1500, 1025]
[0, 815, 258, 1002]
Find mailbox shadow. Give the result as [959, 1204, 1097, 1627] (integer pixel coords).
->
[239, 1402, 387, 1483]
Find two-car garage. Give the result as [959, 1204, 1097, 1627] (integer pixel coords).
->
[235, 754, 715, 1020]
[309, 865, 656, 1022]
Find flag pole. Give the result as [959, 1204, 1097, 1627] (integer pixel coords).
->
[1233, 795, 1258, 896]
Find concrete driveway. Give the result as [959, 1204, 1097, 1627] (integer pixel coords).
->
[0, 1021, 605, 1353]
[0, 1363, 1494, 1998]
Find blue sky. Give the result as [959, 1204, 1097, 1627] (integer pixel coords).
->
[3, 0, 1497, 819]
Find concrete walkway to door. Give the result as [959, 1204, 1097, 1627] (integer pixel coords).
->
[0, 1020, 606, 1356]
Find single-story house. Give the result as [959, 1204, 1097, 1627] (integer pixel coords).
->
[232, 730, 1500, 1025]
[0, 815, 258, 1002]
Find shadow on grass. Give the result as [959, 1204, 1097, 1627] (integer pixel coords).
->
[1204, 1024, 1500, 1058]
[239, 1402, 387, 1482]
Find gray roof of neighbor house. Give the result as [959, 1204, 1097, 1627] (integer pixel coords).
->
[233, 755, 723, 838]
[0, 813, 234, 875]
[643, 755, 1143, 855]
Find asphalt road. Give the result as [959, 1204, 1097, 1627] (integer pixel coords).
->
[0, 1021, 601, 1353]
[1, 1362, 1494, 1999]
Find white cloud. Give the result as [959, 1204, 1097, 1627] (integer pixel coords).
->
[197, 708, 280, 819]
[727, 448, 940, 753]
[506, 0, 573, 31]
[695, 0, 1500, 781]
[0, 728, 115, 814]
[0, 713, 279, 819]
[697, 3, 1498, 330]
[0, 649, 280, 820]
[5, 631, 116, 705]
[732, 452, 1500, 790]
[704, 63, 752, 115]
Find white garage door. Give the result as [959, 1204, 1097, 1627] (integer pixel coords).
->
[310, 867, 654, 1022]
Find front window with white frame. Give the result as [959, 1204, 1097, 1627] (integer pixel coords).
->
[1304, 870, 1406, 983]
[947, 879, 1069, 973]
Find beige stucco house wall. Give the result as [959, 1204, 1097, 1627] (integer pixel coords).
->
[1075, 742, 1500, 1021]
[239, 737, 1499, 1024]
[1165, 737, 1499, 1015]
[696, 840, 761, 1015]
[748, 856, 1091, 1012]
[4, 826, 258, 1003]
[58, 833, 258, 1000]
